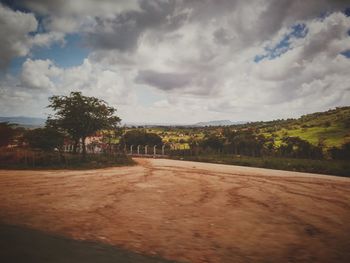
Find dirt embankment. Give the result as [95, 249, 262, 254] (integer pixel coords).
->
[0, 158, 350, 263]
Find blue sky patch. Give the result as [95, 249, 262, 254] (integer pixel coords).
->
[30, 34, 89, 68]
[344, 7, 350, 17]
[340, 50, 350, 58]
[7, 34, 90, 75]
[254, 23, 308, 63]
[7, 57, 27, 75]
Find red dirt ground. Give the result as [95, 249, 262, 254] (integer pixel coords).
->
[0, 158, 349, 262]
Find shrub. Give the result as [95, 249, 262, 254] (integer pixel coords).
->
[329, 142, 350, 160]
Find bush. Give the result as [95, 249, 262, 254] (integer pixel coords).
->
[0, 122, 17, 147]
[0, 148, 134, 169]
[121, 130, 163, 147]
[329, 142, 350, 160]
[23, 128, 65, 151]
[279, 136, 323, 159]
[170, 154, 350, 177]
[200, 135, 224, 151]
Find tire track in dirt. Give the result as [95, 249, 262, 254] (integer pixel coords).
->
[225, 183, 330, 247]
[223, 174, 350, 210]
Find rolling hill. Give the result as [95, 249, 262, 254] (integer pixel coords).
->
[248, 107, 350, 148]
[194, 120, 246, 126]
[0, 116, 45, 128]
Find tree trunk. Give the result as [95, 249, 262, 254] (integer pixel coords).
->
[58, 147, 65, 164]
[73, 138, 79, 154]
[82, 136, 86, 161]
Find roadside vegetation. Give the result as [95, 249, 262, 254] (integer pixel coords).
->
[0, 94, 349, 175]
[0, 149, 133, 169]
[0, 92, 133, 169]
[171, 155, 350, 177]
[129, 107, 350, 176]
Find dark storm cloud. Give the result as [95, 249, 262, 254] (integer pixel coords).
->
[85, 0, 188, 52]
[135, 70, 192, 90]
[4, 0, 349, 53]
[213, 28, 232, 46]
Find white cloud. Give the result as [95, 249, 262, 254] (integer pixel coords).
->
[29, 31, 65, 48]
[17, 58, 135, 110]
[0, 4, 37, 68]
[0, 3, 66, 68]
[0, 74, 50, 117]
[1, 1, 350, 123]
[22, 0, 141, 33]
[58, 59, 136, 106]
[21, 59, 62, 90]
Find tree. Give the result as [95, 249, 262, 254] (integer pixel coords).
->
[329, 142, 350, 160]
[0, 122, 16, 147]
[279, 136, 323, 159]
[223, 130, 266, 156]
[24, 127, 65, 151]
[121, 130, 163, 147]
[200, 135, 224, 152]
[47, 92, 121, 159]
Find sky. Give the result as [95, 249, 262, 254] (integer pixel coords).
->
[0, 0, 349, 124]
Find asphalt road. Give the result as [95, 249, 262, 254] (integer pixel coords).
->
[0, 224, 177, 263]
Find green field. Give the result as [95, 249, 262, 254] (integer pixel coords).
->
[129, 107, 350, 151]
[257, 107, 350, 149]
[270, 124, 349, 148]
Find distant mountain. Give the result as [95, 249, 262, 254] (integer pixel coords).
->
[193, 120, 246, 127]
[122, 120, 247, 127]
[123, 122, 182, 127]
[0, 116, 46, 127]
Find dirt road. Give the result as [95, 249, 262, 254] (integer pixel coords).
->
[0, 158, 350, 262]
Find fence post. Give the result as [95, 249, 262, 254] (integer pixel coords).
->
[162, 145, 165, 156]
[16, 150, 19, 164]
[130, 145, 133, 155]
[153, 145, 157, 157]
[145, 145, 148, 155]
[137, 145, 140, 155]
[24, 150, 27, 166]
[116, 144, 120, 153]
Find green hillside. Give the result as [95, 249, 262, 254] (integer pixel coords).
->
[129, 107, 350, 151]
[252, 107, 350, 148]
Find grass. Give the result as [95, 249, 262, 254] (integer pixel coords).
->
[272, 124, 349, 148]
[129, 107, 350, 152]
[171, 154, 350, 177]
[0, 149, 135, 170]
[257, 107, 350, 149]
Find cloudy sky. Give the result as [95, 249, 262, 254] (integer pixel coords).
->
[0, 0, 349, 124]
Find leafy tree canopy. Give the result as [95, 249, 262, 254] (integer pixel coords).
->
[121, 130, 163, 147]
[24, 127, 65, 151]
[0, 122, 17, 147]
[329, 142, 350, 160]
[200, 135, 224, 150]
[47, 92, 121, 156]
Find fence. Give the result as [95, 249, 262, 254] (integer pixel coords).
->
[126, 145, 167, 158]
[0, 148, 130, 168]
[0, 143, 217, 168]
[62, 144, 174, 158]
